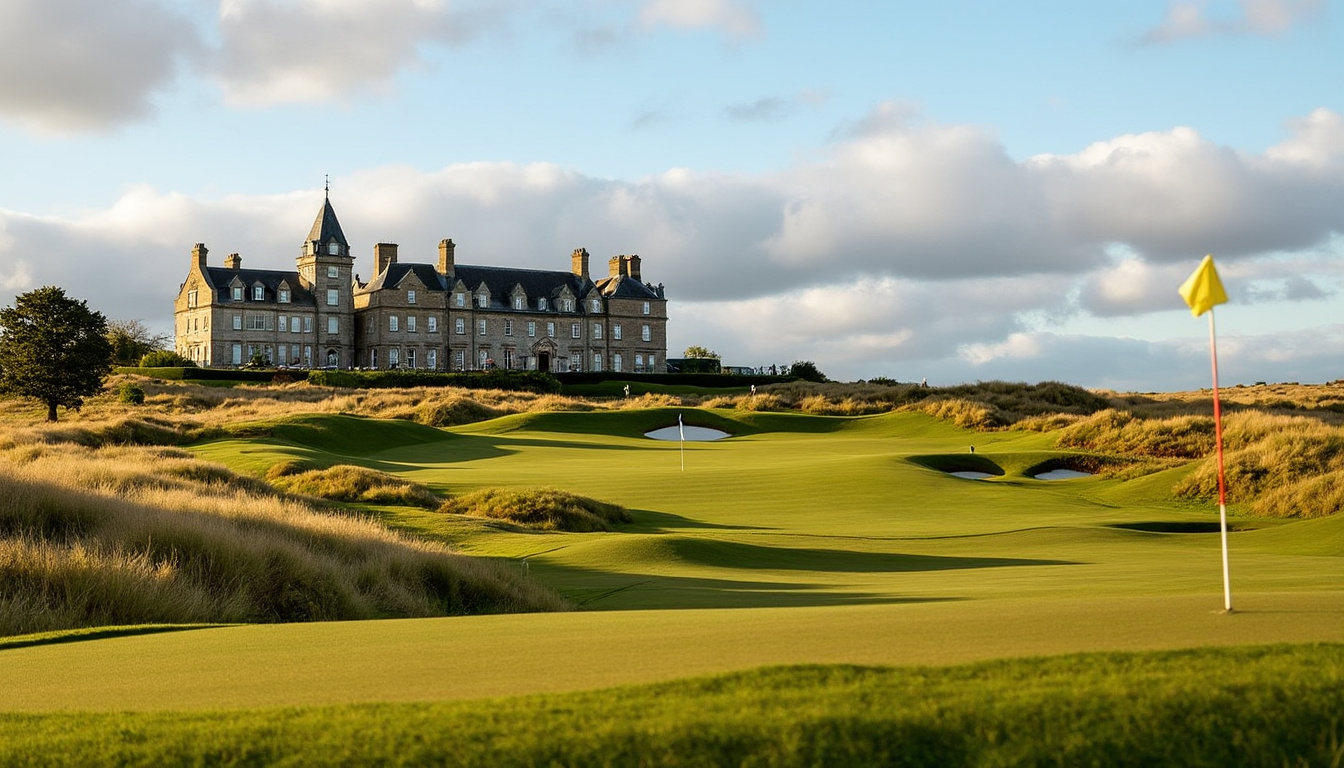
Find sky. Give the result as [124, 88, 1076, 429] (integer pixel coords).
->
[1, 0, 1341, 391]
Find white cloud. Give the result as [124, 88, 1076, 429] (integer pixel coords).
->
[214, 0, 510, 106]
[1137, 0, 1324, 44]
[0, 0, 202, 132]
[636, 0, 762, 38]
[2, 105, 1343, 389]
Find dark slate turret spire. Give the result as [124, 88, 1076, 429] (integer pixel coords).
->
[307, 183, 348, 249]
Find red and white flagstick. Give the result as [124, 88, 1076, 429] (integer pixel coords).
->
[1208, 309, 1232, 613]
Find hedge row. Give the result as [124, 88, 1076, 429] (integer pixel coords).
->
[115, 367, 307, 383]
[307, 369, 561, 393]
[556, 372, 794, 388]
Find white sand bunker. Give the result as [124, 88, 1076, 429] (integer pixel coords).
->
[1033, 469, 1093, 480]
[948, 471, 996, 480]
[645, 425, 731, 441]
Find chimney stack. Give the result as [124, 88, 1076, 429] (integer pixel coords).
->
[572, 248, 590, 281]
[374, 243, 398, 275]
[438, 238, 455, 277]
[224, 253, 241, 269]
[193, 243, 209, 270]
[625, 254, 642, 281]
[608, 255, 623, 278]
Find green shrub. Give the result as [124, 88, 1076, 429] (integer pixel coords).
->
[138, 351, 197, 368]
[439, 487, 632, 532]
[116, 383, 145, 405]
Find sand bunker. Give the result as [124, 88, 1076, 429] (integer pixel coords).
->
[645, 425, 731, 441]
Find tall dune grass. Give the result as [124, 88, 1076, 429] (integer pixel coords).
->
[439, 488, 632, 532]
[0, 441, 566, 637]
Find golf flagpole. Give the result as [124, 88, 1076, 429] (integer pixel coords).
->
[1179, 254, 1233, 613]
[678, 412, 685, 472]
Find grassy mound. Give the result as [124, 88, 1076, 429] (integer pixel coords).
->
[3, 645, 1340, 766]
[439, 487, 632, 532]
[266, 462, 443, 508]
[0, 446, 566, 637]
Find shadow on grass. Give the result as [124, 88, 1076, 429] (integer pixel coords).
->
[0, 624, 233, 652]
[1108, 522, 1251, 534]
[623, 509, 777, 534]
[549, 568, 967, 610]
[663, 538, 1077, 573]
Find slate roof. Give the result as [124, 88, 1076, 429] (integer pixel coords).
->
[307, 197, 348, 247]
[205, 267, 316, 306]
[450, 265, 595, 309]
[594, 275, 662, 300]
[357, 263, 449, 293]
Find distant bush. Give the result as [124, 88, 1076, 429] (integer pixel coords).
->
[138, 351, 196, 368]
[266, 463, 443, 509]
[414, 396, 503, 427]
[116, 382, 145, 405]
[440, 488, 632, 532]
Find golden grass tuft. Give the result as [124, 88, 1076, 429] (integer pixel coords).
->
[439, 487, 632, 532]
[266, 463, 444, 509]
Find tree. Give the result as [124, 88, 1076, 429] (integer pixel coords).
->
[788, 360, 827, 382]
[106, 318, 170, 366]
[683, 345, 720, 359]
[0, 286, 114, 421]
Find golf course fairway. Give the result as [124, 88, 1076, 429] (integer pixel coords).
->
[3, 407, 1341, 763]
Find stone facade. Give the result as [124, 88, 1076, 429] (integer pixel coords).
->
[174, 197, 668, 373]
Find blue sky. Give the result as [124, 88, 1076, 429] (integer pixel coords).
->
[1, 0, 1341, 390]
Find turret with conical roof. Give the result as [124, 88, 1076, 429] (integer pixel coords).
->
[296, 186, 356, 368]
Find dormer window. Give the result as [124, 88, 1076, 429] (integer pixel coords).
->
[253, 285, 264, 301]
[477, 293, 488, 308]
[538, 298, 548, 311]
[590, 298, 601, 313]
[562, 299, 573, 312]
[278, 287, 290, 303]
[455, 293, 465, 308]
[327, 243, 340, 255]
[407, 290, 416, 305]
[513, 296, 524, 310]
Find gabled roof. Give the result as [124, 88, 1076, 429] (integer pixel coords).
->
[206, 267, 317, 306]
[452, 265, 593, 307]
[307, 196, 348, 247]
[355, 263, 447, 294]
[594, 275, 662, 300]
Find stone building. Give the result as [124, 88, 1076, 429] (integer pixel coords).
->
[174, 195, 668, 373]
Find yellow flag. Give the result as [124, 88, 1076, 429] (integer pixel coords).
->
[1178, 254, 1228, 317]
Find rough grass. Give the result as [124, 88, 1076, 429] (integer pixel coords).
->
[439, 487, 632, 532]
[0, 441, 567, 637]
[266, 462, 443, 508]
[2, 645, 1340, 767]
